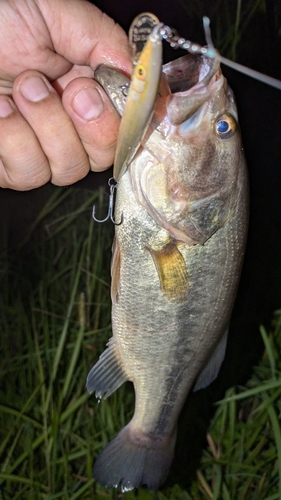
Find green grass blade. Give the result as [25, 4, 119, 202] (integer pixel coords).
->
[217, 378, 281, 403]
[267, 402, 281, 497]
[260, 325, 276, 379]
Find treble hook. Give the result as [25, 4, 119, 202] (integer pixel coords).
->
[92, 177, 123, 225]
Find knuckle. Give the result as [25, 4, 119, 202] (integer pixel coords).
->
[89, 151, 114, 172]
[50, 156, 90, 186]
[0, 161, 51, 190]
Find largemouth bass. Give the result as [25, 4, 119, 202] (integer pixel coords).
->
[87, 48, 248, 491]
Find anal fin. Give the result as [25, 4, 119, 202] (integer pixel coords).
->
[193, 329, 228, 391]
[148, 241, 188, 302]
[86, 338, 128, 399]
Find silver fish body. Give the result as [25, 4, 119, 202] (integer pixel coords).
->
[87, 52, 248, 491]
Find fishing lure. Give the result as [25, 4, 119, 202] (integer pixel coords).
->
[113, 23, 163, 182]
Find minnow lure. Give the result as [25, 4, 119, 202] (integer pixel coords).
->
[113, 23, 163, 182]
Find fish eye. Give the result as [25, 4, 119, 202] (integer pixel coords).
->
[136, 64, 146, 80]
[215, 113, 237, 139]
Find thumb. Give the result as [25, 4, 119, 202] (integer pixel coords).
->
[37, 0, 132, 74]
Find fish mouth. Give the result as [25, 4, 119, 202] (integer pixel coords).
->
[163, 52, 222, 125]
[94, 51, 221, 129]
[163, 52, 220, 93]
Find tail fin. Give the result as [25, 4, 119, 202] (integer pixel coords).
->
[93, 423, 176, 491]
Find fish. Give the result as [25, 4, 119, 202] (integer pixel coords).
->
[86, 46, 249, 491]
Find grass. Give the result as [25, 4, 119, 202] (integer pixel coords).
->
[181, 0, 267, 60]
[193, 312, 281, 499]
[206, 0, 266, 60]
[0, 186, 127, 499]
[0, 186, 281, 499]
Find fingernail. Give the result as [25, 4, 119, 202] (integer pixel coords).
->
[0, 97, 14, 117]
[20, 76, 50, 102]
[72, 87, 104, 120]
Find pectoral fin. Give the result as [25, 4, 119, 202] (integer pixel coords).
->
[193, 329, 228, 391]
[148, 242, 189, 302]
[86, 338, 129, 399]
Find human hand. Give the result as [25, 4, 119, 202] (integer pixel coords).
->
[0, 0, 132, 190]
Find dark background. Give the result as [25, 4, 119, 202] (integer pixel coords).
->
[1, 0, 281, 488]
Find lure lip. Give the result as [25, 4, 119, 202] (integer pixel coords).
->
[150, 22, 164, 43]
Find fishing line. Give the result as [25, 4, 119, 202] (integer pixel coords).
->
[158, 23, 216, 58]
[161, 16, 281, 91]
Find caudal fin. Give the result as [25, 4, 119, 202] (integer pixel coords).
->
[93, 423, 176, 491]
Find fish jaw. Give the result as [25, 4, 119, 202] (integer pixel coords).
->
[165, 51, 221, 125]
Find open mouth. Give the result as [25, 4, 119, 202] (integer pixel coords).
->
[163, 53, 220, 93]
[163, 53, 222, 126]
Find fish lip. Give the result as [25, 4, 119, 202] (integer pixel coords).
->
[94, 64, 130, 116]
[164, 52, 222, 126]
[163, 51, 220, 93]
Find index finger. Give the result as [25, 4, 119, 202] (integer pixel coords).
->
[37, 0, 132, 74]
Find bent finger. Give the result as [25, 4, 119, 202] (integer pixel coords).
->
[13, 70, 90, 186]
[38, 0, 132, 74]
[62, 77, 121, 171]
[0, 95, 50, 190]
